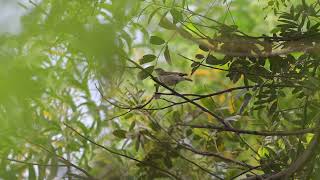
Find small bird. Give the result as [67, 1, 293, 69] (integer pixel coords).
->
[154, 68, 192, 86]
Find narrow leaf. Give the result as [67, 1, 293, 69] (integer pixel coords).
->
[170, 9, 183, 24]
[150, 36, 165, 45]
[148, 7, 162, 24]
[113, 130, 127, 139]
[195, 54, 204, 59]
[139, 54, 156, 64]
[164, 45, 172, 65]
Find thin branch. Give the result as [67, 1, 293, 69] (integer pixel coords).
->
[181, 142, 253, 168]
[96, 83, 154, 110]
[29, 142, 95, 179]
[107, 110, 131, 121]
[231, 165, 262, 180]
[179, 155, 223, 180]
[148, 84, 305, 111]
[177, 124, 319, 136]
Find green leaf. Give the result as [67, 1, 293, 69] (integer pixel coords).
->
[138, 66, 154, 80]
[159, 16, 176, 30]
[199, 44, 209, 52]
[135, 135, 140, 151]
[129, 121, 136, 131]
[164, 45, 172, 65]
[191, 62, 200, 67]
[269, 101, 278, 115]
[172, 111, 180, 121]
[139, 54, 156, 64]
[268, 1, 274, 6]
[253, 105, 266, 110]
[195, 54, 204, 59]
[150, 36, 165, 45]
[163, 156, 173, 168]
[113, 129, 127, 139]
[28, 164, 36, 179]
[148, 7, 162, 24]
[239, 93, 252, 114]
[206, 55, 219, 65]
[170, 9, 183, 24]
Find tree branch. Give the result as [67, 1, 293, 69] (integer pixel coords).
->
[177, 123, 319, 136]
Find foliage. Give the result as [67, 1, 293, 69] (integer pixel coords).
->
[0, 0, 320, 179]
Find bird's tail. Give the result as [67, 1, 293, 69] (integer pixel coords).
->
[184, 78, 192, 81]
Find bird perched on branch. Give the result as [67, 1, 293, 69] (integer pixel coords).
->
[154, 68, 192, 86]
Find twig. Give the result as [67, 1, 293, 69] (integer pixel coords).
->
[107, 110, 131, 121]
[96, 84, 154, 110]
[180, 143, 253, 168]
[30, 142, 95, 179]
[231, 165, 261, 179]
[179, 155, 223, 180]
[177, 124, 319, 136]
[149, 84, 305, 111]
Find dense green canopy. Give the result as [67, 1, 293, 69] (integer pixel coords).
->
[0, 0, 320, 179]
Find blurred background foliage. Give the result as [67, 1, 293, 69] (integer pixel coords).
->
[0, 0, 319, 179]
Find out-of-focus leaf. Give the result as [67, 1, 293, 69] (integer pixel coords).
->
[195, 54, 204, 59]
[148, 7, 162, 24]
[113, 130, 127, 139]
[164, 45, 172, 65]
[239, 93, 252, 114]
[138, 66, 154, 80]
[150, 36, 165, 45]
[139, 54, 156, 64]
[206, 55, 220, 65]
[170, 9, 183, 24]
[159, 15, 176, 30]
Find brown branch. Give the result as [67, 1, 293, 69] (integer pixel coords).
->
[180, 142, 254, 168]
[179, 154, 223, 180]
[177, 124, 320, 136]
[231, 165, 262, 180]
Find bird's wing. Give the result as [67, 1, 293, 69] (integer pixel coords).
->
[163, 71, 187, 76]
